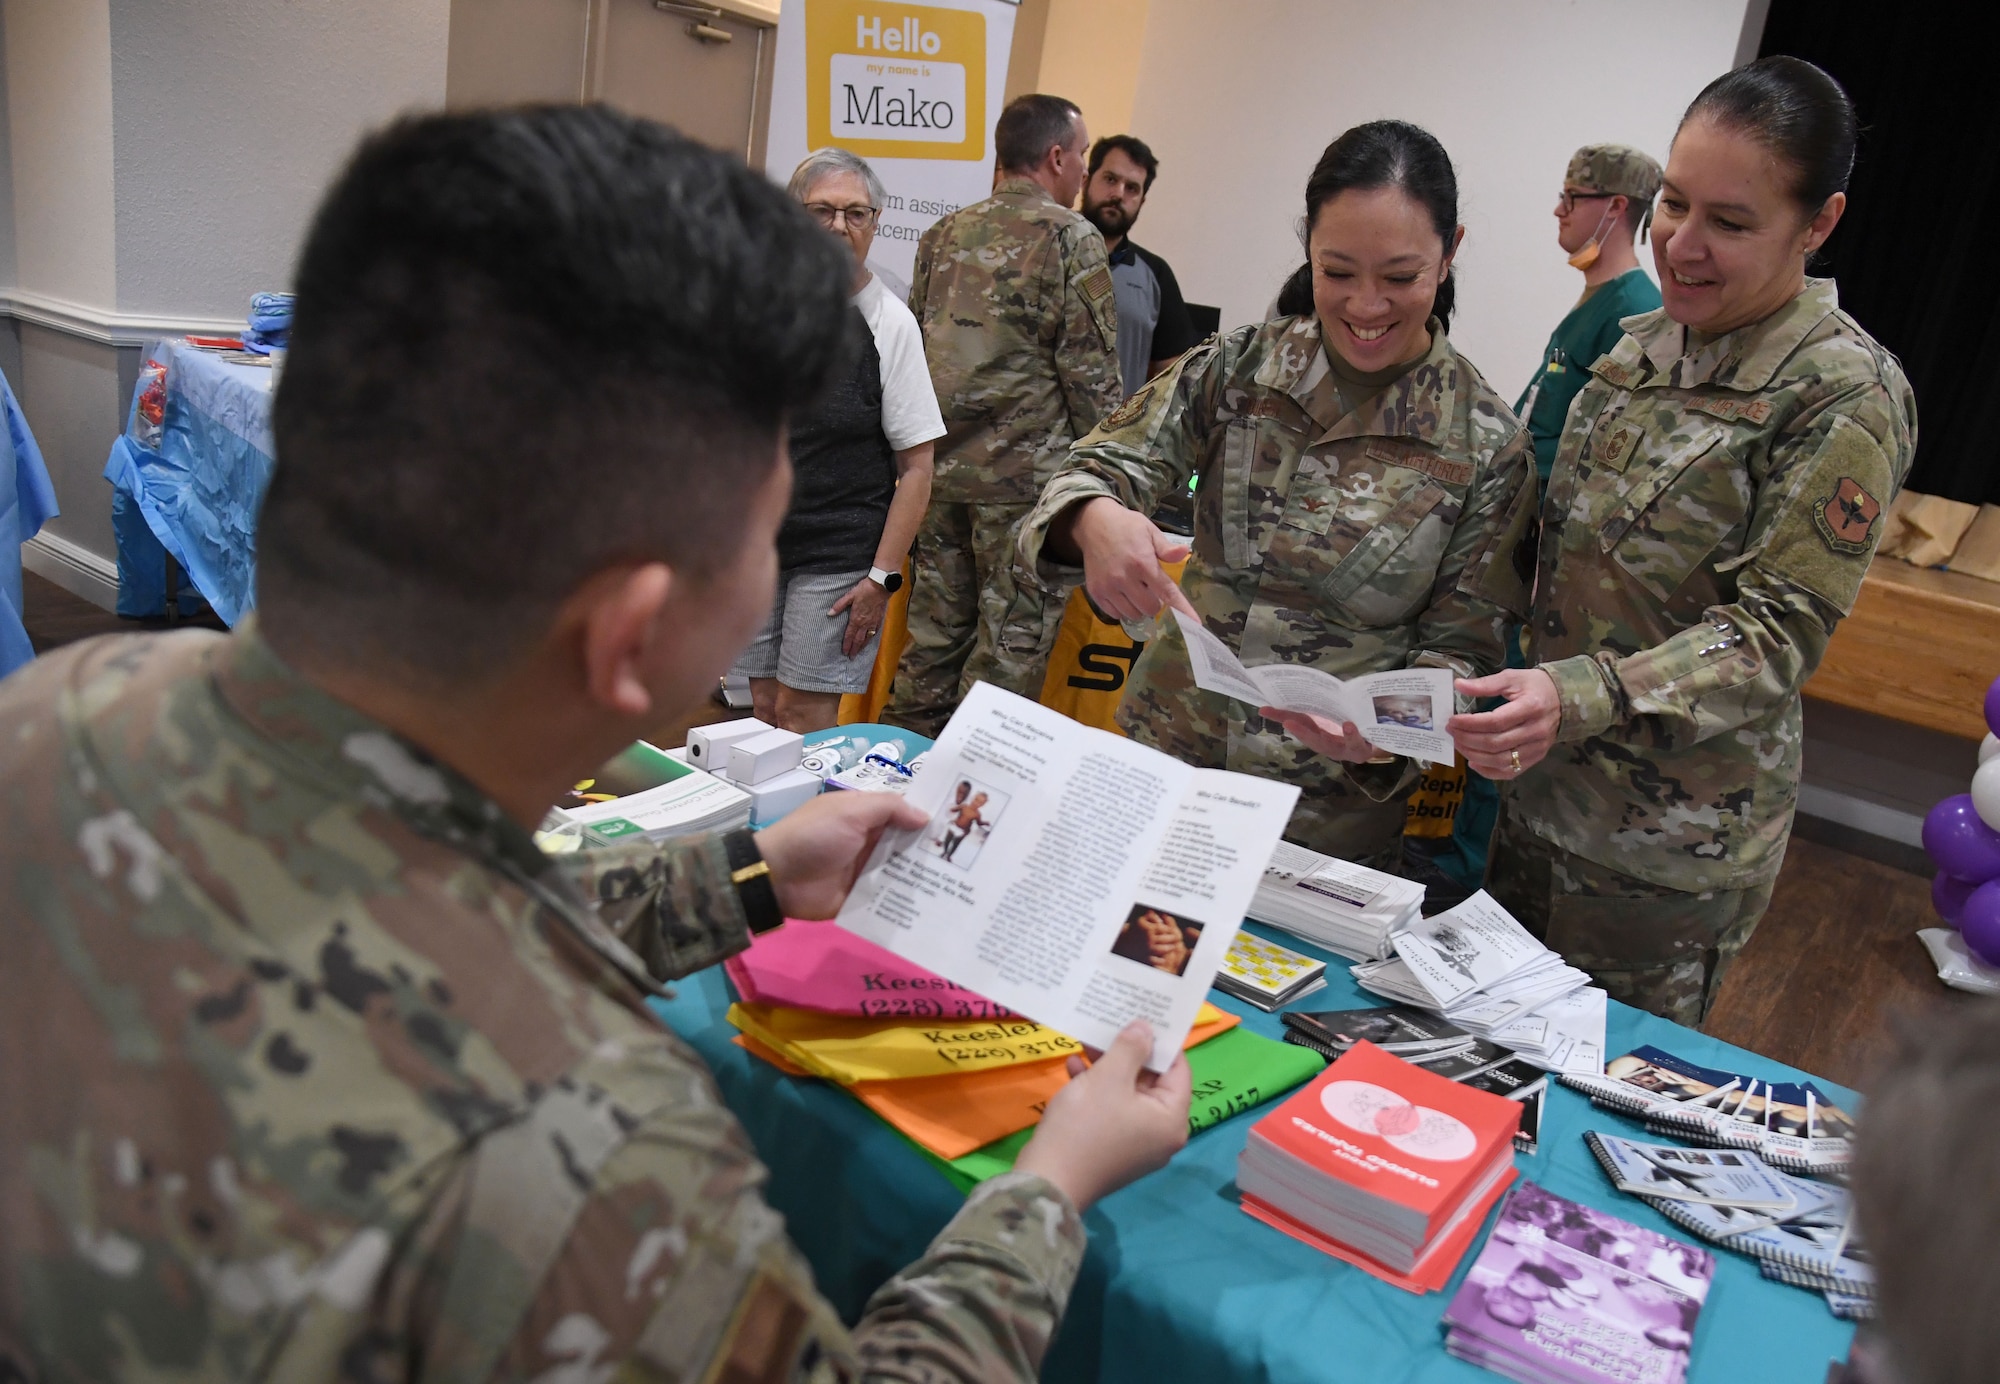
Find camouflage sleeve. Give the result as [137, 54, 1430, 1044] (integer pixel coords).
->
[1016, 335, 1229, 583]
[554, 833, 750, 981]
[1412, 426, 1538, 694]
[1545, 382, 1915, 743]
[1052, 223, 1125, 441]
[386, 1039, 1083, 1384]
[907, 225, 937, 321]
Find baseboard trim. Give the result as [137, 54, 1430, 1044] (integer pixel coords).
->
[22, 532, 120, 611]
[0, 287, 243, 349]
[1795, 783, 1926, 849]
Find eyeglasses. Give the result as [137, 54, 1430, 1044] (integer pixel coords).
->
[805, 202, 879, 229]
[1557, 189, 1619, 214]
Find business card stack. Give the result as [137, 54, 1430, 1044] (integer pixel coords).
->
[1444, 1180, 1714, 1384]
[1248, 841, 1425, 961]
[1348, 892, 1605, 1075]
[1584, 1130, 1873, 1317]
[1212, 931, 1328, 1011]
[1237, 1040, 1521, 1293]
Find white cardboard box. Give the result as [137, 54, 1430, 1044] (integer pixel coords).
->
[728, 727, 805, 786]
[747, 766, 823, 826]
[687, 717, 770, 772]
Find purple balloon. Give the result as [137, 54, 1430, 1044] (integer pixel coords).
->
[1934, 871, 1981, 925]
[1963, 881, 2000, 967]
[1924, 794, 2000, 883]
[1987, 676, 2000, 739]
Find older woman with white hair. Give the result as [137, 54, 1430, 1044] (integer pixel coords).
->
[730, 148, 944, 732]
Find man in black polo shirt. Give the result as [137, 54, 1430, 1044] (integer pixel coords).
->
[1081, 134, 1201, 397]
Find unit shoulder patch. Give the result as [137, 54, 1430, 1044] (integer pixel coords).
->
[1813, 475, 1882, 554]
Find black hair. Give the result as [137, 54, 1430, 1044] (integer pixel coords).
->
[1681, 55, 1857, 214]
[258, 105, 852, 683]
[1088, 134, 1159, 192]
[995, 94, 1081, 174]
[1275, 120, 1460, 330]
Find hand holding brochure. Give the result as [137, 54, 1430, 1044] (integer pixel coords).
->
[1172, 609, 1456, 763]
[836, 683, 1300, 1071]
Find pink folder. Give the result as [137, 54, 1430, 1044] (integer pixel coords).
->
[724, 920, 1017, 1020]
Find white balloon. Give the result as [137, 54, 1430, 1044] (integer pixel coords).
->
[1982, 733, 2000, 766]
[1974, 757, 2000, 833]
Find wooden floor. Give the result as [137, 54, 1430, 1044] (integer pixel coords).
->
[15, 569, 1979, 1094]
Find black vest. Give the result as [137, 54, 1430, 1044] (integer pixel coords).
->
[778, 305, 895, 573]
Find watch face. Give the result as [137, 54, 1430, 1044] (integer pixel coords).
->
[882, 571, 904, 593]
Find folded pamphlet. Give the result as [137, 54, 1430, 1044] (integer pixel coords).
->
[1249, 840, 1424, 960]
[836, 682, 1299, 1071]
[1585, 1132, 1797, 1211]
[1172, 608, 1456, 763]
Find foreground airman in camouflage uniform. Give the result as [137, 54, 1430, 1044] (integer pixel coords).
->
[883, 173, 1123, 736]
[1017, 314, 1537, 865]
[1493, 277, 1917, 1022]
[0, 625, 1086, 1380]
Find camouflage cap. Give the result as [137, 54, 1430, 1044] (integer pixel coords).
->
[1566, 144, 1664, 202]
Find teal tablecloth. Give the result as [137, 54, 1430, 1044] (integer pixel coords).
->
[653, 726, 1856, 1381]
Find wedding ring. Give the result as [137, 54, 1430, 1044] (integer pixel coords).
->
[1509, 750, 1523, 775]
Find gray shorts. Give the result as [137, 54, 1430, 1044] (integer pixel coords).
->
[730, 567, 882, 695]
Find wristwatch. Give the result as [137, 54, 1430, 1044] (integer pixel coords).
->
[722, 829, 784, 934]
[867, 565, 904, 593]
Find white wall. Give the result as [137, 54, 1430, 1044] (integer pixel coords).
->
[1127, 0, 1748, 398]
[3, 0, 117, 309]
[108, 0, 451, 319]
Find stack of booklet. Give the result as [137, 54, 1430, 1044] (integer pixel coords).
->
[1348, 892, 1606, 1075]
[542, 740, 751, 847]
[1212, 931, 1328, 1011]
[1443, 1180, 1714, 1384]
[1562, 1046, 1855, 1177]
[1248, 841, 1425, 961]
[1585, 1131, 1873, 1319]
[1281, 1006, 1548, 1154]
[1237, 1040, 1522, 1293]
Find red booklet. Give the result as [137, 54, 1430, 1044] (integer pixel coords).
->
[1240, 1039, 1521, 1251]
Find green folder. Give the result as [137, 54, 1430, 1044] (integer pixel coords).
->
[910, 1025, 1328, 1193]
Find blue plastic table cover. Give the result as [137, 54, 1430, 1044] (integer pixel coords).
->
[3, 367, 59, 677]
[102, 339, 274, 625]
[652, 728, 1857, 1383]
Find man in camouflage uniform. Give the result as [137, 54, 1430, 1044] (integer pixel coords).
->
[1467, 277, 1916, 1024]
[883, 93, 1123, 737]
[0, 107, 1188, 1382]
[1016, 313, 1537, 867]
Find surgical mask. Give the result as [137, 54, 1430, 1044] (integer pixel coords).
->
[1567, 203, 1619, 270]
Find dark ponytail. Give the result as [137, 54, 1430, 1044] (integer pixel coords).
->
[1280, 120, 1461, 331]
[1680, 55, 1856, 214]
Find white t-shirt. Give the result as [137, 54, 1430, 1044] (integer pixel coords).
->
[854, 274, 946, 453]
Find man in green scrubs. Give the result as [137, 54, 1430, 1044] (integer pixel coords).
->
[1515, 144, 1665, 482]
[1421, 144, 1664, 900]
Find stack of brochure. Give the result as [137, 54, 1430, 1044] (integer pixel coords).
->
[545, 741, 751, 846]
[1281, 1006, 1548, 1153]
[1563, 1047, 1855, 1176]
[1585, 1130, 1872, 1318]
[1348, 892, 1605, 1075]
[1238, 1041, 1522, 1292]
[1248, 841, 1424, 960]
[1444, 1180, 1713, 1384]
[1212, 931, 1327, 1011]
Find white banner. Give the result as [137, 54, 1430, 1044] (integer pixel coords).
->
[765, 0, 1017, 292]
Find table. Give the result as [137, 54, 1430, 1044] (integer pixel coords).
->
[103, 339, 274, 624]
[651, 922, 1858, 1382]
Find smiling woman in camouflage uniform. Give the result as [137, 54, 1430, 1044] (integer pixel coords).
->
[1018, 123, 1537, 868]
[1452, 57, 1918, 1026]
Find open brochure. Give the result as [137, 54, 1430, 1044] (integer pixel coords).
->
[836, 682, 1300, 1071]
[1172, 608, 1455, 763]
